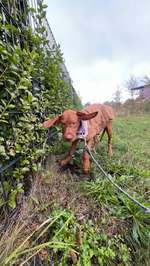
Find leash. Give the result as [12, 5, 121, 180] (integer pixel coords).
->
[84, 139, 150, 214]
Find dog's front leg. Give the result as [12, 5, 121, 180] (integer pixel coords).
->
[83, 139, 93, 174]
[60, 139, 78, 167]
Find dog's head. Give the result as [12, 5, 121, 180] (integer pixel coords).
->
[43, 109, 98, 142]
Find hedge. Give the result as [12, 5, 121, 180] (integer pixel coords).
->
[0, 0, 81, 210]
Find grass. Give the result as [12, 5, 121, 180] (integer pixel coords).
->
[0, 114, 150, 265]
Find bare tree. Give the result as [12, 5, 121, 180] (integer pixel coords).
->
[126, 75, 139, 98]
[113, 86, 122, 105]
[142, 75, 150, 84]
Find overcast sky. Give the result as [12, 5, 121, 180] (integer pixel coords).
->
[45, 0, 150, 104]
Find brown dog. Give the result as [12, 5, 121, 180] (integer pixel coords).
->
[43, 104, 114, 173]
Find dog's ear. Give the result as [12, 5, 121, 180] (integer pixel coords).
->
[77, 111, 98, 121]
[43, 115, 62, 128]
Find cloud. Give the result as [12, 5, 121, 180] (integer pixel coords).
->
[70, 60, 126, 104]
[44, 0, 150, 103]
[132, 63, 150, 77]
[70, 60, 150, 103]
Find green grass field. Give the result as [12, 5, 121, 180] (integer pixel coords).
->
[0, 115, 150, 266]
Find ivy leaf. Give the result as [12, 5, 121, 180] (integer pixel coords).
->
[7, 79, 16, 86]
[9, 149, 16, 157]
[0, 119, 9, 123]
[10, 64, 19, 72]
[0, 145, 6, 156]
[1, 99, 6, 107]
[27, 91, 33, 103]
[21, 167, 30, 174]
[8, 104, 16, 109]
[8, 189, 17, 209]
[18, 85, 28, 90]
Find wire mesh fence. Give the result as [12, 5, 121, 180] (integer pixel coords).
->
[0, 0, 71, 81]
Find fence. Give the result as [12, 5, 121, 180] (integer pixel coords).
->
[0, 0, 72, 82]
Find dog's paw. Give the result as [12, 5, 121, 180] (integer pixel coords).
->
[108, 150, 113, 157]
[59, 159, 68, 167]
[82, 168, 89, 175]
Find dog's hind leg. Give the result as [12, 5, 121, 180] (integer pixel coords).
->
[106, 121, 113, 156]
[100, 128, 106, 142]
[93, 128, 106, 153]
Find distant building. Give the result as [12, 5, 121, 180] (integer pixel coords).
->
[131, 83, 150, 99]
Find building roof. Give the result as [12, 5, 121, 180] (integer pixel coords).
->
[131, 83, 150, 91]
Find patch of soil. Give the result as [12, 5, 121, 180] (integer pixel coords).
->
[38, 155, 102, 224]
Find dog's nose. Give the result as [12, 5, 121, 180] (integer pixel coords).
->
[65, 134, 73, 141]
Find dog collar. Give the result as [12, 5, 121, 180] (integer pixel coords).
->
[77, 120, 88, 139]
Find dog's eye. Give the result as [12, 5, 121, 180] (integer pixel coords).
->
[71, 122, 76, 126]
